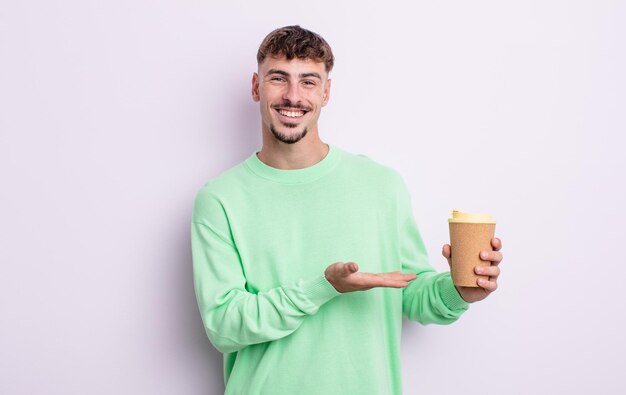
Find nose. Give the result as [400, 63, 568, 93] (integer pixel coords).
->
[282, 81, 300, 104]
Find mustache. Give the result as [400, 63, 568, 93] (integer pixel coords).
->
[272, 100, 311, 111]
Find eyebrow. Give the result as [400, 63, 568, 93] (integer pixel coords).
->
[266, 69, 322, 80]
[300, 72, 322, 80]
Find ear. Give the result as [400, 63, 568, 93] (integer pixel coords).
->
[251, 72, 260, 102]
[322, 78, 332, 107]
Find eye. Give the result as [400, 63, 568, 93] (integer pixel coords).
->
[270, 76, 286, 83]
[302, 80, 316, 86]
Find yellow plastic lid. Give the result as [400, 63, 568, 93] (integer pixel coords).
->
[448, 209, 496, 224]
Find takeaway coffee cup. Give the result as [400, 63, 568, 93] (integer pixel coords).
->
[448, 210, 496, 287]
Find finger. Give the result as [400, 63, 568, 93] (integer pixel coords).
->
[359, 273, 411, 289]
[375, 272, 417, 282]
[491, 237, 502, 251]
[441, 244, 451, 259]
[377, 279, 411, 288]
[479, 251, 502, 264]
[477, 277, 498, 292]
[475, 265, 500, 278]
[378, 272, 416, 286]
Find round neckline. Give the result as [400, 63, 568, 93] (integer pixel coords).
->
[244, 144, 342, 184]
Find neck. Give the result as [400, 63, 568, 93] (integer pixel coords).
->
[257, 137, 329, 170]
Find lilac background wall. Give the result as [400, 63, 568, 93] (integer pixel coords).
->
[1, 1, 624, 394]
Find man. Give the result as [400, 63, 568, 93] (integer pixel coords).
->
[191, 25, 503, 395]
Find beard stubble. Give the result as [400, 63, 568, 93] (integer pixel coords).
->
[270, 122, 308, 144]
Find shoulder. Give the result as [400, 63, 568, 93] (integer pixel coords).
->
[192, 158, 251, 223]
[337, 147, 406, 189]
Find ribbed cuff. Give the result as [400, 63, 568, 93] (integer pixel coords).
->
[287, 274, 341, 315]
[438, 273, 470, 311]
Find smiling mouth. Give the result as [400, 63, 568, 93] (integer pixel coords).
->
[274, 108, 309, 119]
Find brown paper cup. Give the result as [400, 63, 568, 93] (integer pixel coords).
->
[449, 222, 496, 287]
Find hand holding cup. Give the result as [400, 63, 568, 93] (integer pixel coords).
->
[444, 210, 503, 303]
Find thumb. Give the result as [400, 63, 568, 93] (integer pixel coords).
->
[343, 262, 359, 275]
[442, 244, 452, 267]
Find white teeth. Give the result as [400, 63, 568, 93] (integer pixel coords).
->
[278, 110, 305, 118]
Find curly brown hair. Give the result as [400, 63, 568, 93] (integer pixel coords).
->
[257, 25, 334, 73]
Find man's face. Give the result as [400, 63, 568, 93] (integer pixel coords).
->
[252, 56, 331, 144]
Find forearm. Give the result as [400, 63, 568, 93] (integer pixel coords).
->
[192, 221, 340, 353]
[196, 275, 338, 353]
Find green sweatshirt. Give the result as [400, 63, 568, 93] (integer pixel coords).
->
[191, 144, 469, 395]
